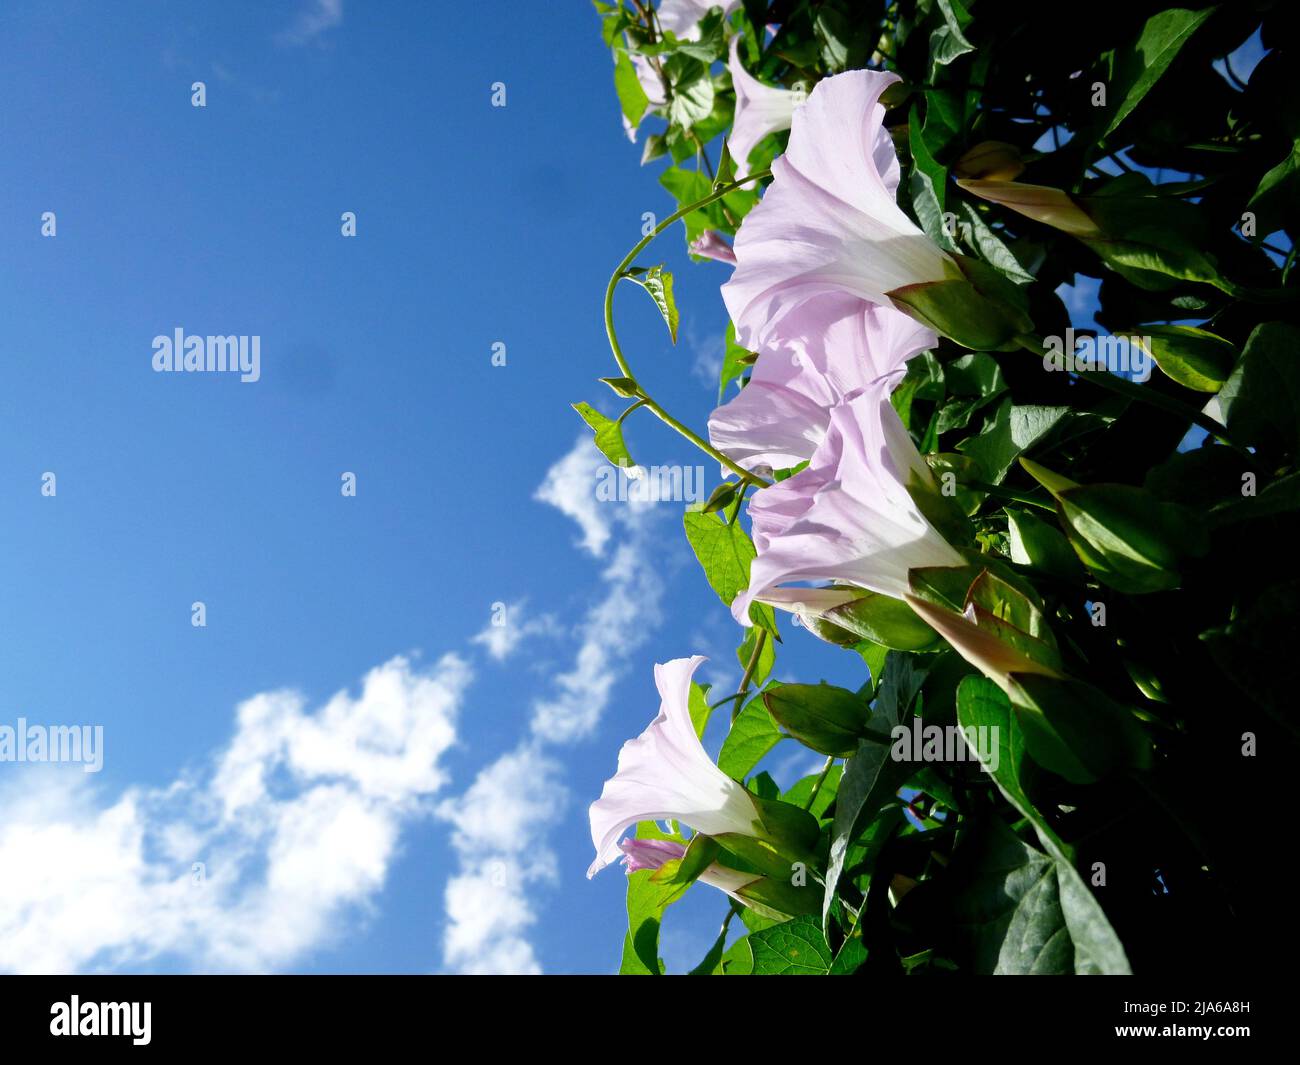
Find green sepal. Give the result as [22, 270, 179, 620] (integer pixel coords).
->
[599, 376, 642, 399]
[762, 683, 874, 757]
[888, 252, 1034, 352]
[1021, 458, 1209, 594]
[821, 591, 944, 652]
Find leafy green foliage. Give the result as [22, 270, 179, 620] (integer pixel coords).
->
[718, 695, 783, 778]
[590, 0, 1300, 976]
[619, 821, 690, 974]
[749, 914, 834, 974]
[1100, 6, 1217, 137]
[682, 510, 777, 634]
[901, 816, 1129, 974]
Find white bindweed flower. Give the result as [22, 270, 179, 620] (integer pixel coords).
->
[708, 291, 935, 474]
[732, 383, 964, 624]
[727, 37, 806, 179]
[723, 69, 955, 354]
[587, 656, 762, 877]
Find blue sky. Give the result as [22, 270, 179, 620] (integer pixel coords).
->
[0, 0, 858, 974]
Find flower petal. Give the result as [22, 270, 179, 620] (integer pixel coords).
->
[709, 293, 934, 472]
[723, 70, 952, 352]
[588, 656, 761, 877]
[733, 386, 964, 623]
[727, 37, 803, 179]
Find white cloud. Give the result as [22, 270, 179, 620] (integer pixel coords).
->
[686, 322, 724, 390]
[436, 744, 564, 975]
[533, 435, 615, 556]
[437, 437, 668, 972]
[0, 653, 471, 974]
[530, 542, 661, 744]
[277, 0, 343, 46]
[469, 600, 561, 663]
[532, 434, 656, 558]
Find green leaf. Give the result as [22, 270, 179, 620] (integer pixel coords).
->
[1248, 137, 1300, 230]
[718, 935, 754, 974]
[596, 1, 638, 47]
[713, 796, 820, 881]
[1079, 181, 1228, 293]
[954, 200, 1036, 284]
[763, 683, 874, 757]
[734, 868, 822, 921]
[571, 401, 634, 467]
[735, 623, 775, 686]
[718, 695, 783, 779]
[1006, 508, 1082, 580]
[688, 680, 712, 740]
[966, 568, 1056, 644]
[718, 321, 753, 401]
[1008, 672, 1153, 784]
[828, 932, 868, 975]
[1101, 6, 1217, 138]
[1021, 460, 1208, 594]
[612, 48, 652, 129]
[888, 269, 1031, 352]
[618, 821, 686, 975]
[748, 914, 833, 974]
[922, 452, 985, 514]
[929, 0, 974, 73]
[822, 654, 928, 928]
[908, 103, 956, 253]
[957, 401, 1069, 483]
[781, 764, 843, 820]
[822, 591, 944, 652]
[1220, 322, 1300, 457]
[682, 510, 778, 634]
[922, 815, 1130, 974]
[622, 265, 679, 343]
[934, 351, 1007, 433]
[814, 4, 870, 72]
[671, 8, 726, 63]
[640, 131, 668, 164]
[955, 676, 1050, 840]
[954, 676, 1137, 978]
[659, 166, 757, 244]
[1132, 325, 1236, 393]
[663, 53, 715, 129]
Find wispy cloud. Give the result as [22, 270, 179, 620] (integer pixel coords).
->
[436, 743, 564, 974]
[529, 542, 660, 744]
[0, 654, 470, 973]
[469, 600, 561, 664]
[533, 434, 618, 557]
[276, 0, 343, 46]
[439, 438, 667, 973]
[685, 321, 724, 390]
